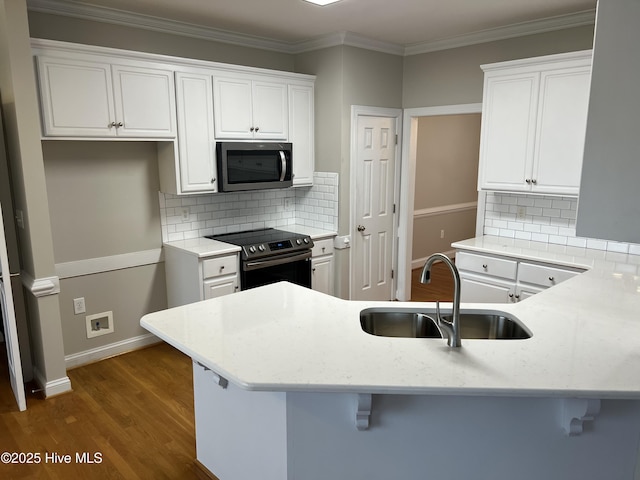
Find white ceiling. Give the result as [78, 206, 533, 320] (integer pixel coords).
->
[28, 0, 597, 54]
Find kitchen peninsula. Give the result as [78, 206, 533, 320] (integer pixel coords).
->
[141, 236, 640, 480]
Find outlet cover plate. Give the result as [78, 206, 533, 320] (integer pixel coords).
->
[86, 311, 114, 339]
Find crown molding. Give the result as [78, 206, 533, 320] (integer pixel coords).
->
[27, 0, 296, 53]
[404, 9, 596, 56]
[27, 0, 595, 57]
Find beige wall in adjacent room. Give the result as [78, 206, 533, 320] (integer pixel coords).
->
[412, 114, 480, 264]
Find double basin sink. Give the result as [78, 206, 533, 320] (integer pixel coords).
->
[360, 307, 531, 340]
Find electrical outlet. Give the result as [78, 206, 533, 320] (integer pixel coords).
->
[284, 198, 293, 212]
[73, 297, 86, 315]
[86, 311, 114, 339]
[517, 206, 526, 220]
[440, 229, 445, 239]
[181, 207, 190, 220]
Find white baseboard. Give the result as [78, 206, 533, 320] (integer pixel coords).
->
[411, 249, 456, 270]
[33, 366, 72, 398]
[65, 332, 162, 369]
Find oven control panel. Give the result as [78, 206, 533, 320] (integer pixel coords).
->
[243, 236, 312, 259]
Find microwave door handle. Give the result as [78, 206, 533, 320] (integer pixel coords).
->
[279, 150, 287, 182]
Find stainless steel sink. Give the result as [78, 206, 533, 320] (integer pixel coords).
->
[360, 308, 531, 340]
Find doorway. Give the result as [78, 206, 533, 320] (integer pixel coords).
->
[397, 104, 483, 301]
[350, 106, 402, 301]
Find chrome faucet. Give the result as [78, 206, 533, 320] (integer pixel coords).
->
[420, 253, 462, 348]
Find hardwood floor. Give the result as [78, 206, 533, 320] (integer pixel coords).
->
[0, 342, 211, 480]
[0, 264, 453, 479]
[410, 260, 455, 302]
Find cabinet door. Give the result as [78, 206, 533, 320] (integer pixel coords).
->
[516, 284, 544, 301]
[532, 66, 591, 195]
[252, 80, 288, 139]
[478, 73, 539, 191]
[312, 255, 334, 296]
[289, 84, 315, 186]
[112, 64, 176, 138]
[213, 76, 254, 139]
[459, 272, 514, 303]
[203, 275, 239, 300]
[175, 72, 217, 193]
[36, 56, 116, 137]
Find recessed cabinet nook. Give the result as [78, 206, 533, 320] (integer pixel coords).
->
[31, 39, 315, 195]
[478, 50, 592, 196]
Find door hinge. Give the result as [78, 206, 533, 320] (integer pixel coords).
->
[391, 269, 394, 279]
[393, 204, 396, 214]
[395, 134, 398, 145]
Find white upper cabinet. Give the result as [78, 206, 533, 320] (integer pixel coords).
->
[288, 83, 315, 186]
[213, 74, 288, 140]
[174, 71, 217, 193]
[478, 51, 592, 196]
[36, 54, 176, 138]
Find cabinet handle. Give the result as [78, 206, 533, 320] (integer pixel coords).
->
[482, 264, 488, 269]
[109, 121, 116, 128]
[508, 293, 514, 298]
[532, 179, 537, 184]
[220, 266, 225, 271]
[117, 122, 123, 127]
[211, 178, 216, 184]
[255, 127, 259, 132]
[312, 268, 316, 273]
[250, 127, 255, 132]
[525, 179, 531, 184]
[515, 294, 520, 299]
[548, 276, 554, 282]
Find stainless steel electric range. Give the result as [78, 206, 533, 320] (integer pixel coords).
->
[206, 228, 314, 290]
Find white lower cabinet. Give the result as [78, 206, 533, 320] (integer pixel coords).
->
[165, 246, 240, 307]
[456, 250, 582, 304]
[311, 237, 335, 296]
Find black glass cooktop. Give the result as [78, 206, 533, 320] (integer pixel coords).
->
[206, 228, 305, 246]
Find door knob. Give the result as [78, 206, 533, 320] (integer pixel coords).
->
[357, 225, 366, 232]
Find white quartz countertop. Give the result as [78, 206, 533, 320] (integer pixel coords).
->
[163, 225, 337, 258]
[142, 235, 640, 398]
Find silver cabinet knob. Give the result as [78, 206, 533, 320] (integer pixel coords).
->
[357, 225, 366, 232]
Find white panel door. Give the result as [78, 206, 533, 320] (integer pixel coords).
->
[112, 64, 176, 138]
[213, 76, 254, 139]
[252, 81, 288, 139]
[353, 116, 396, 301]
[175, 72, 217, 193]
[478, 73, 539, 191]
[532, 66, 591, 195]
[0, 207, 26, 412]
[36, 56, 116, 137]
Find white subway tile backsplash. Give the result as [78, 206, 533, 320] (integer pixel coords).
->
[483, 192, 640, 256]
[159, 172, 339, 242]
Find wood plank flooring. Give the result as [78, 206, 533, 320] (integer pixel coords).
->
[410, 261, 455, 302]
[0, 342, 210, 480]
[0, 266, 453, 479]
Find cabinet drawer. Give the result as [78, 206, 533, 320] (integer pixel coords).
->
[517, 262, 581, 288]
[202, 255, 238, 279]
[455, 251, 517, 280]
[312, 238, 334, 257]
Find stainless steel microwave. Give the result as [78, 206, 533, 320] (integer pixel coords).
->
[216, 142, 293, 192]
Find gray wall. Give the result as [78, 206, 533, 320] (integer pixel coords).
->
[403, 25, 595, 108]
[0, 0, 66, 389]
[295, 45, 403, 298]
[577, 0, 640, 243]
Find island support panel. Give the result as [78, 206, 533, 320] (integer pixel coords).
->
[194, 363, 640, 480]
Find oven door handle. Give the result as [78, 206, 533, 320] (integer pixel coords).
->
[244, 250, 311, 271]
[279, 150, 287, 182]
